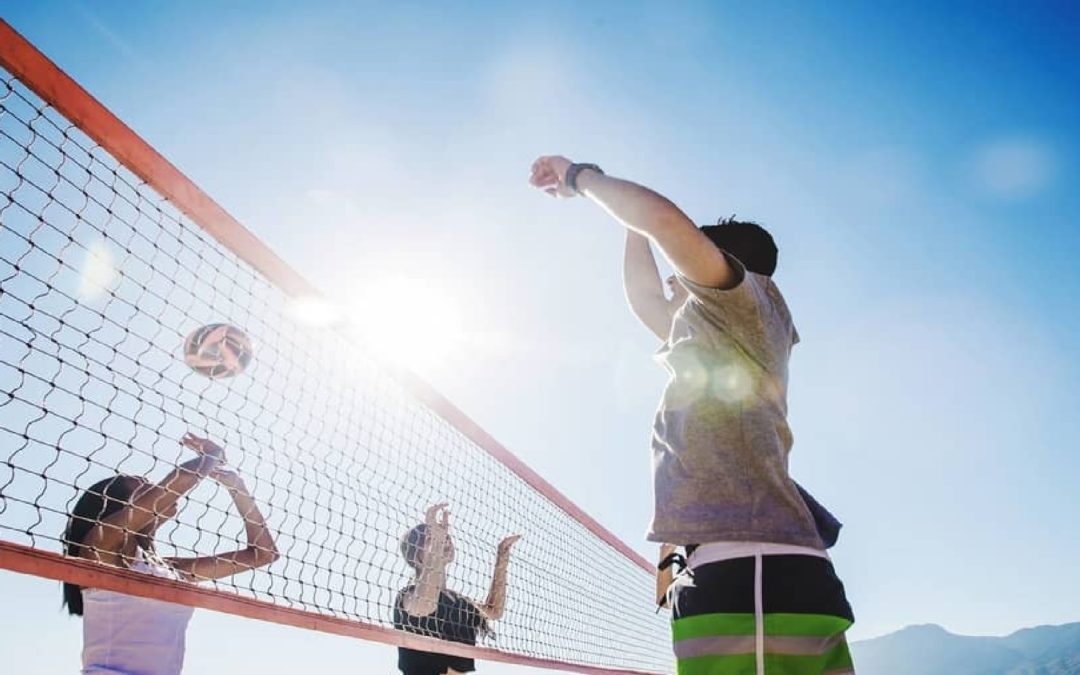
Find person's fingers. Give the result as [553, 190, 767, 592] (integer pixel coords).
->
[531, 157, 573, 197]
[530, 166, 556, 187]
[530, 158, 568, 187]
[499, 534, 522, 549]
[425, 502, 448, 522]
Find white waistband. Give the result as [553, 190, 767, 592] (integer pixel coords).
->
[688, 541, 829, 568]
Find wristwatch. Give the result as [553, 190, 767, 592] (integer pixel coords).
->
[566, 163, 604, 194]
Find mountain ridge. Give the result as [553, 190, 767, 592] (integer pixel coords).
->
[851, 621, 1080, 674]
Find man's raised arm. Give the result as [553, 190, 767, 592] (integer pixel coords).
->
[530, 155, 737, 289]
[624, 231, 673, 340]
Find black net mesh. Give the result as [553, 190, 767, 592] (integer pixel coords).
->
[0, 66, 671, 673]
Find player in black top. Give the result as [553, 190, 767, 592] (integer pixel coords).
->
[395, 503, 520, 675]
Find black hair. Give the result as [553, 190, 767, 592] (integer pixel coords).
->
[400, 522, 428, 571]
[62, 475, 145, 616]
[699, 215, 778, 276]
[399, 522, 490, 637]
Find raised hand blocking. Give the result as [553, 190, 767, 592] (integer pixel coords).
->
[180, 433, 226, 463]
[529, 155, 575, 198]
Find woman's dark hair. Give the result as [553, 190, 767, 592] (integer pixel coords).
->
[62, 475, 143, 616]
[699, 215, 778, 276]
[400, 523, 428, 571]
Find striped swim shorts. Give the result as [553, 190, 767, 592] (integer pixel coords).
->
[669, 553, 855, 675]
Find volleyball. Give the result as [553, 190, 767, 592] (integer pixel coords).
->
[182, 323, 253, 379]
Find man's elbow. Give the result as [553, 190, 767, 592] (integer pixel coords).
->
[627, 301, 671, 340]
[626, 292, 661, 318]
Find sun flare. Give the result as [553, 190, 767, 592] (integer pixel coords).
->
[348, 276, 466, 370]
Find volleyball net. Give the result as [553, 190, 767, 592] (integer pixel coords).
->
[0, 21, 670, 675]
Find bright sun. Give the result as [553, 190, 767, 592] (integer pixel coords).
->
[351, 276, 465, 369]
[286, 277, 468, 371]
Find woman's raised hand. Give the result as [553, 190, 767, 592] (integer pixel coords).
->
[181, 433, 226, 463]
[496, 534, 521, 563]
[425, 502, 450, 530]
[210, 466, 247, 493]
[424, 502, 452, 565]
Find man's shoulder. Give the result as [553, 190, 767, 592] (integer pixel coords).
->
[760, 278, 796, 328]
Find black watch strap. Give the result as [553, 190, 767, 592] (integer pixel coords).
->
[566, 163, 603, 193]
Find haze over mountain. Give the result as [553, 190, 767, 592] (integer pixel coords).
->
[851, 622, 1080, 675]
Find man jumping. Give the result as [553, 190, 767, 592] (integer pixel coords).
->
[529, 156, 855, 675]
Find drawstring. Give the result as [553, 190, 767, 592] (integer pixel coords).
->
[658, 551, 690, 575]
[656, 551, 694, 613]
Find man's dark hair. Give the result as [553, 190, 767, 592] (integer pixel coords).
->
[699, 215, 778, 276]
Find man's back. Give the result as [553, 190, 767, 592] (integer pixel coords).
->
[528, 155, 856, 674]
[649, 255, 822, 547]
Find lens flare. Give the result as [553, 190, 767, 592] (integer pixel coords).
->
[349, 276, 465, 370]
[710, 362, 754, 403]
[78, 240, 117, 302]
[286, 295, 343, 327]
[972, 138, 1054, 200]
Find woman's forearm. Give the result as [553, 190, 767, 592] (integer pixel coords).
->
[230, 490, 277, 561]
[483, 557, 511, 619]
[402, 565, 447, 616]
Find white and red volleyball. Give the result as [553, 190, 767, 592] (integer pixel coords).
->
[182, 323, 253, 379]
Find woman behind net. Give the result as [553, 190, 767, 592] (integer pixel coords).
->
[395, 503, 520, 675]
[62, 433, 280, 675]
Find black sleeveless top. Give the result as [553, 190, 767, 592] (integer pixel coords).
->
[394, 587, 486, 675]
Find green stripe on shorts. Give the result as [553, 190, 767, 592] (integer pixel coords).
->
[764, 613, 853, 637]
[673, 613, 852, 641]
[673, 613, 757, 641]
[672, 613, 854, 673]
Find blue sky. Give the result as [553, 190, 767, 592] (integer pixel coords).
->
[1, 1, 1078, 673]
